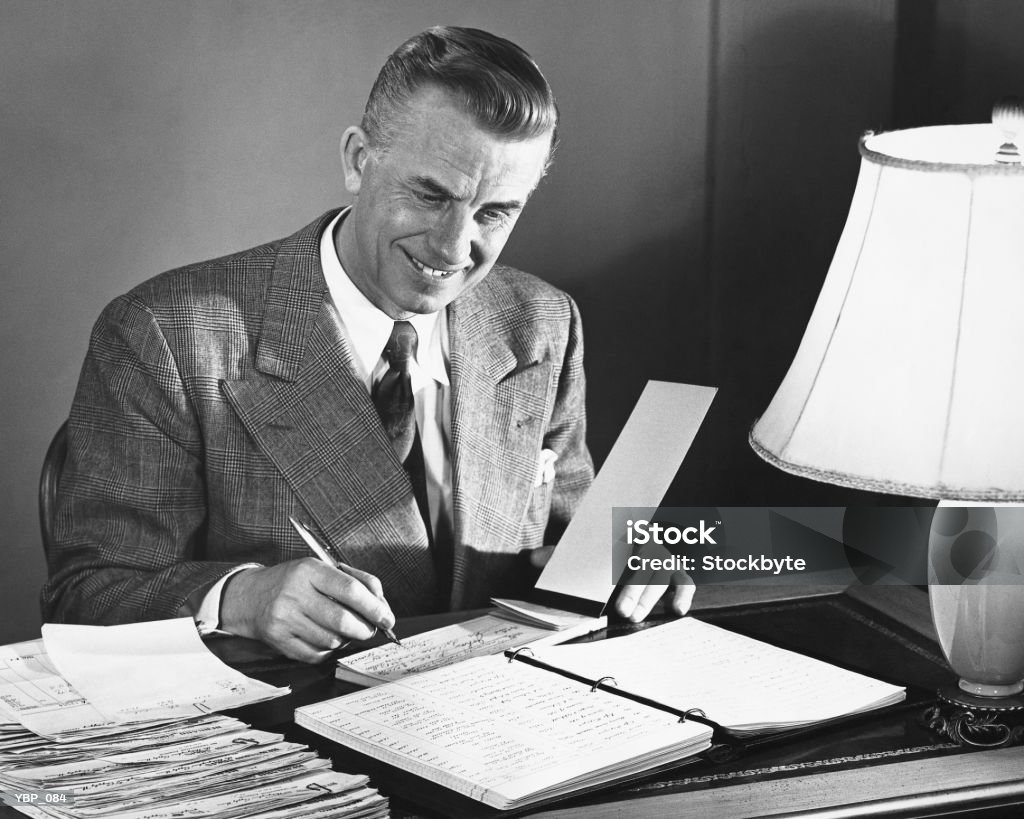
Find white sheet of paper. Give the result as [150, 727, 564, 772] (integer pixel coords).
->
[0, 639, 138, 740]
[530, 618, 905, 734]
[41, 619, 288, 723]
[536, 380, 717, 606]
[337, 611, 605, 684]
[338, 615, 553, 684]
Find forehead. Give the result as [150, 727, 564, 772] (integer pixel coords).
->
[379, 87, 552, 199]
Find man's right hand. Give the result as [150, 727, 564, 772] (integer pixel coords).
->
[219, 558, 395, 663]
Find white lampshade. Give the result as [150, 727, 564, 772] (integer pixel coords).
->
[750, 115, 1024, 500]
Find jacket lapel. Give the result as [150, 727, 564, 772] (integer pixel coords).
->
[448, 275, 553, 607]
[220, 212, 439, 614]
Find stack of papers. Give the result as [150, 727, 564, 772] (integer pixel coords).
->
[0, 714, 387, 819]
[489, 598, 603, 630]
[0, 619, 287, 740]
[0, 619, 389, 818]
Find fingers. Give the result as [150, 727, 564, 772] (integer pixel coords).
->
[615, 581, 667, 622]
[300, 587, 379, 642]
[669, 573, 696, 616]
[615, 571, 696, 622]
[615, 553, 669, 621]
[311, 564, 395, 631]
[269, 618, 352, 664]
[278, 610, 363, 664]
[219, 559, 394, 664]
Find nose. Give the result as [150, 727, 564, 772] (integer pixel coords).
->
[427, 208, 475, 268]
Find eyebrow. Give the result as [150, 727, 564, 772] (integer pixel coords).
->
[410, 175, 526, 213]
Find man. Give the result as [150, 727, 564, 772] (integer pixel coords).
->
[43, 26, 690, 662]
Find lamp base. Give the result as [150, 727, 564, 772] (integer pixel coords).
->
[923, 685, 1024, 748]
[959, 678, 1024, 697]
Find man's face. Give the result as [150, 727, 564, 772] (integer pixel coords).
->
[337, 85, 552, 319]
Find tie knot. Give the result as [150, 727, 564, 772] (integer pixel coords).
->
[383, 321, 418, 370]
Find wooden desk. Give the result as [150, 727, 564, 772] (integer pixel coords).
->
[5, 586, 1024, 818]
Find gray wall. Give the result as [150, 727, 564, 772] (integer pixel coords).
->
[2, 0, 1021, 644]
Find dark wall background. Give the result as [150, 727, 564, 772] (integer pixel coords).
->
[2, 0, 1022, 643]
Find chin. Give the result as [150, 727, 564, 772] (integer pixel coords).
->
[404, 282, 467, 315]
[407, 297, 452, 316]
[388, 292, 442, 317]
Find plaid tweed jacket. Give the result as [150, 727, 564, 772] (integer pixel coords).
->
[42, 210, 593, 623]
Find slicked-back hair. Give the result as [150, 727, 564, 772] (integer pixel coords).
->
[362, 26, 559, 163]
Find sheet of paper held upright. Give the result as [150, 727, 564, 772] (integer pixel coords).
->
[41, 619, 288, 724]
[535, 380, 717, 607]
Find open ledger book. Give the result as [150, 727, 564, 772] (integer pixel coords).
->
[297, 617, 905, 811]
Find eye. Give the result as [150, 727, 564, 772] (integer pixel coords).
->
[478, 208, 510, 225]
[415, 189, 447, 206]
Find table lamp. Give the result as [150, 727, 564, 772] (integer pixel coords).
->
[749, 100, 1024, 744]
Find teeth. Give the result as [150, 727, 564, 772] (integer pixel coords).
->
[409, 255, 459, 279]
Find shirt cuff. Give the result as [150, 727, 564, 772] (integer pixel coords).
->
[194, 564, 262, 636]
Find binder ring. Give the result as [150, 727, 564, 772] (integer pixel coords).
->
[679, 708, 707, 723]
[507, 646, 536, 664]
[590, 676, 618, 693]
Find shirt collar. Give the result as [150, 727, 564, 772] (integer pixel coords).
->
[320, 209, 449, 388]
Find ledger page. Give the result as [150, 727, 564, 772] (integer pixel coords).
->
[338, 611, 605, 684]
[298, 653, 710, 809]
[337, 615, 554, 683]
[531, 617, 905, 733]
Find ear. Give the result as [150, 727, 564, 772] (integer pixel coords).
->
[340, 126, 370, 195]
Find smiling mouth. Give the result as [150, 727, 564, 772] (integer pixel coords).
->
[405, 251, 468, 280]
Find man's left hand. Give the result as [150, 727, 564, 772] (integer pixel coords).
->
[528, 545, 694, 621]
[613, 572, 694, 622]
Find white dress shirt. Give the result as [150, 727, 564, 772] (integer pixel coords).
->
[194, 209, 453, 633]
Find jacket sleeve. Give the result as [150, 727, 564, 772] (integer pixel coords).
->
[542, 293, 595, 545]
[41, 294, 241, 624]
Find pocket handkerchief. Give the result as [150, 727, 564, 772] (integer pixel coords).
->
[534, 448, 558, 487]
